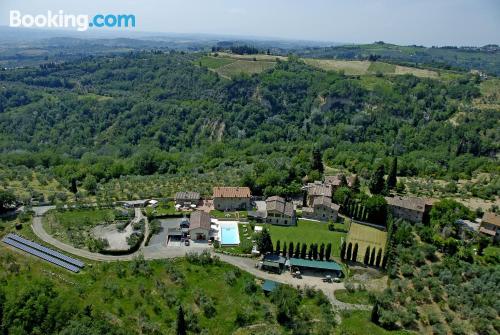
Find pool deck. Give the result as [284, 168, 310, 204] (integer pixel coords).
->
[212, 219, 240, 246]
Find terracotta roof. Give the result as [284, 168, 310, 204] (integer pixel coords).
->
[307, 183, 332, 197]
[482, 212, 500, 227]
[313, 196, 340, 211]
[479, 227, 496, 236]
[175, 191, 200, 201]
[325, 174, 356, 187]
[266, 196, 294, 217]
[213, 187, 251, 198]
[189, 211, 211, 231]
[385, 196, 431, 213]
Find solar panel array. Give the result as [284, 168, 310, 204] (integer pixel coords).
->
[6, 233, 85, 268]
[2, 234, 85, 273]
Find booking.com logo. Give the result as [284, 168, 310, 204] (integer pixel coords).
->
[9, 10, 136, 32]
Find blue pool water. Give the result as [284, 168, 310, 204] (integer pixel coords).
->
[220, 223, 240, 245]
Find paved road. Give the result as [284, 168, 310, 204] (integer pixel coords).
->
[29, 206, 368, 310]
[30, 206, 209, 261]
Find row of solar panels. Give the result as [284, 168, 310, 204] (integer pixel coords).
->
[2, 234, 85, 273]
[6, 233, 85, 268]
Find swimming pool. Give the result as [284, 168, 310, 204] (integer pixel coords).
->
[220, 223, 240, 246]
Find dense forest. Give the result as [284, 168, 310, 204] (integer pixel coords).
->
[0, 50, 498, 201]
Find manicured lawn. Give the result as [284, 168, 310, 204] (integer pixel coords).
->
[335, 289, 372, 305]
[336, 310, 414, 335]
[145, 201, 178, 217]
[210, 210, 247, 219]
[266, 219, 347, 257]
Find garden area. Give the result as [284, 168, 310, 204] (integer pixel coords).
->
[217, 223, 255, 255]
[145, 200, 179, 217]
[209, 210, 248, 219]
[265, 219, 347, 258]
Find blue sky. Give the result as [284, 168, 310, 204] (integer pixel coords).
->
[0, 0, 499, 46]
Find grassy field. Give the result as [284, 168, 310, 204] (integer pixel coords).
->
[216, 60, 276, 78]
[0, 246, 336, 334]
[336, 310, 414, 335]
[368, 61, 396, 74]
[145, 201, 178, 217]
[303, 58, 438, 78]
[265, 219, 347, 257]
[198, 56, 235, 69]
[210, 210, 248, 219]
[334, 289, 372, 305]
[346, 223, 387, 263]
[43, 208, 116, 247]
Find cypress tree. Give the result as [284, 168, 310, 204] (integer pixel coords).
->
[340, 241, 347, 261]
[364, 246, 371, 265]
[312, 243, 318, 260]
[370, 248, 376, 265]
[275, 240, 281, 255]
[311, 147, 324, 174]
[300, 243, 307, 259]
[294, 242, 301, 258]
[387, 157, 397, 189]
[325, 243, 332, 261]
[308, 243, 313, 259]
[288, 242, 294, 258]
[351, 175, 360, 193]
[376, 249, 382, 267]
[369, 164, 386, 195]
[319, 243, 325, 261]
[346, 243, 352, 261]
[282, 242, 287, 257]
[176, 306, 187, 335]
[352, 243, 359, 262]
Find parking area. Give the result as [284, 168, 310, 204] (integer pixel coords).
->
[148, 218, 182, 246]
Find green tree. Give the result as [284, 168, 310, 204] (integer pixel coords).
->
[311, 147, 324, 174]
[351, 175, 360, 193]
[369, 164, 386, 195]
[387, 157, 397, 190]
[82, 175, 98, 195]
[288, 242, 294, 258]
[257, 228, 273, 254]
[0, 190, 16, 213]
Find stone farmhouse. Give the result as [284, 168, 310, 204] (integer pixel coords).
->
[213, 187, 251, 211]
[265, 196, 296, 226]
[385, 195, 434, 224]
[479, 212, 500, 242]
[302, 195, 340, 222]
